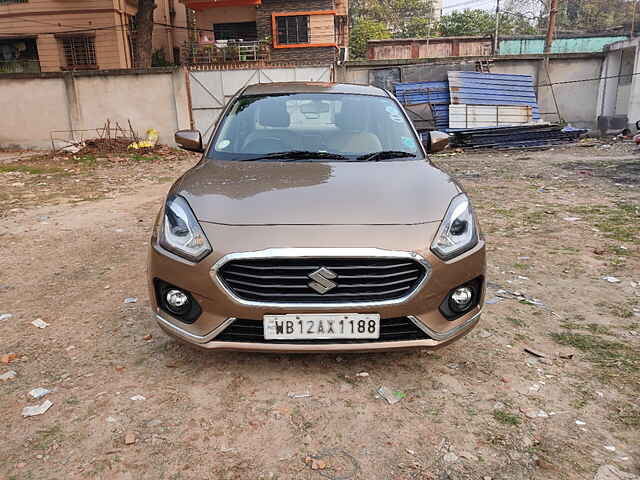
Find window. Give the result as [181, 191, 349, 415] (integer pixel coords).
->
[213, 22, 258, 42]
[276, 15, 309, 45]
[0, 37, 39, 73]
[272, 11, 337, 48]
[60, 35, 97, 69]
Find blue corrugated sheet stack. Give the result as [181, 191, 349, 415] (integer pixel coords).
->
[394, 81, 451, 131]
[394, 71, 586, 149]
[447, 71, 541, 122]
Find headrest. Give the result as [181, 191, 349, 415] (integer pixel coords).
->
[258, 100, 290, 128]
[335, 101, 364, 132]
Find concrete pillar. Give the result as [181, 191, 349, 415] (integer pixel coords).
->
[627, 41, 640, 126]
[36, 34, 62, 72]
[62, 72, 84, 136]
[595, 49, 622, 120]
[172, 68, 193, 134]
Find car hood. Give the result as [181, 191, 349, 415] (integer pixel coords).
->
[176, 159, 461, 226]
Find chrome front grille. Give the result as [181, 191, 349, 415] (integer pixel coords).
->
[217, 257, 427, 304]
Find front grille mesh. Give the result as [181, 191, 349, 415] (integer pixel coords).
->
[218, 258, 427, 303]
[215, 318, 431, 344]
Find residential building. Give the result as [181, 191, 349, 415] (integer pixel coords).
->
[0, 0, 187, 73]
[180, 0, 349, 66]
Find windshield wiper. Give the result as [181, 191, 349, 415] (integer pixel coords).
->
[240, 150, 348, 161]
[356, 151, 417, 162]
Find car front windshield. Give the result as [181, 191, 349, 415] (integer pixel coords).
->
[206, 93, 424, 161]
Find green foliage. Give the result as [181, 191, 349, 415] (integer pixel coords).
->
[0, 164, 62, 175]
[349, 19, 391, 59]
[351, 0, 434, 36]
[556, 0, 636, 32]
[350, 0, 536, 52]
[436, 9, 536, 37]
[437, 9, 496, 36]
[493, 409, 521, 426]
[506, 0, 638, 33]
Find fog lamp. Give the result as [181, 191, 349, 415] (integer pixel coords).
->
[450, 286, 473, 312]
[166, 289, 189, 314]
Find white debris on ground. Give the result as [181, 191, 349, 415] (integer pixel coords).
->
[22, 400, 53, 418]
[31, 319, 49, 329]
[287, 392, 312, 399]
[594, 464, 640, 480]
[28, 388, 50, 399]
[0, 370, 17, 381]
[377, 386, 405, 405]
[602, 276, 622, 284]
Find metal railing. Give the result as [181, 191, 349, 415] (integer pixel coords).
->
[181, 40, 270, 66]
[0, 60, 41, 74]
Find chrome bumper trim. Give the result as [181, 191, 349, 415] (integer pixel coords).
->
[156, 313, 236, 344]
[408, 310, 481, 341]
[210, 248, 432, 309]
[157, 311, 479, 347]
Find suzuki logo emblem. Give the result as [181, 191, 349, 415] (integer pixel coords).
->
[308, 267, 338, 294]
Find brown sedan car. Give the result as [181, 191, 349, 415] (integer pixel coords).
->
[148, 82, 486, 352]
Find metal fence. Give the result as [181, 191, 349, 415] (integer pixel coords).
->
[181, 40, 270, 66]
[0, 60, 41, 74]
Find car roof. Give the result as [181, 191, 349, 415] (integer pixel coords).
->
[241, 82, 390, 97]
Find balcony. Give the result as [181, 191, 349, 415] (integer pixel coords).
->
[182, 40, 270, 68]
[0, 59, 40, 74]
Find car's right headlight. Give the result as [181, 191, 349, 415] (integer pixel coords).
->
[159, 195, 212, 262]
[431, 193, 478, 261]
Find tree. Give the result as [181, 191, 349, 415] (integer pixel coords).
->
[555, 0, 636, 32]
[505, 0, 638, 33]
[350, 0, 435, 38]
[437, 10, 496, 36]
[134, 0, 157, 68]
[350, 19, 391, 59]
[436, 9, 536, 37]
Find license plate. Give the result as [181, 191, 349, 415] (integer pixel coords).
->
[264, 314, 380, 340]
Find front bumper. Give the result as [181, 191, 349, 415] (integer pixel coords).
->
[147, 222, 486, 352]
[155, 310, 482, 352]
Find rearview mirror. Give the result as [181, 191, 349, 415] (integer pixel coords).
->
[175, 130, 204, 153]
[424, 131, 449, 154]
[301, 101, 331, 115]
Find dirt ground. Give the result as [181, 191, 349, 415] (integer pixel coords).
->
[1, 143, 639, 480]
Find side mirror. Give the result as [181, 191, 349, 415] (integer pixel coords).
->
[424, 131, 450, 154]
[175, 130, 204, 153]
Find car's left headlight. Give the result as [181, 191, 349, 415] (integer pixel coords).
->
[159, 195, 212, 262]
[431, 193, 478, 261]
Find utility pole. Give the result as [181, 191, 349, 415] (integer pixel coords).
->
[493, 0, 501, 55]
[544, 0, 559, 54]
[632, 0, 638, 38]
